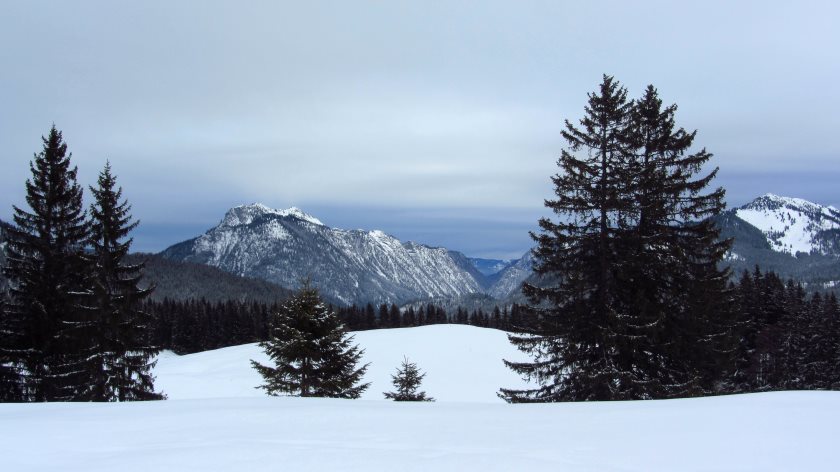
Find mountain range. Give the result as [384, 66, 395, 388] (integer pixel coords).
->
[161, 204, 495, 305]
[160, 194, 840, 305]
[1, 194, 838, 306]
[715, 194, 840, 290]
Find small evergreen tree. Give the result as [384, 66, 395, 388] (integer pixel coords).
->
[383, 357, 434, 402]
[86, 162, 162, 401]
[1, 126, 91, 401]
[251, 282, 370, 398]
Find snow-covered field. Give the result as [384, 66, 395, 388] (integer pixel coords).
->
[155, 324, 529, 402]
[2, 325, 839, 471]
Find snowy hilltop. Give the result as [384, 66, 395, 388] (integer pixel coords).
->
[715, 194, 840, 291]
[734, 193, 840, 256]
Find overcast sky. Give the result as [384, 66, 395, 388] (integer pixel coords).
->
[1, 1, 838, 259]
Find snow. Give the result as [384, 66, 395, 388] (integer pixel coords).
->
[736, 207, 813, 254]
[3, 325, 838, 471]
[277, 206, 324, 226]
[736, 194, 840, 255]
[488, 251, 533, 299]
[155, 325, 530, 403]
[724, 251, 745, 261]
[1, 393, 837, 471]
[182, 204, 486, 304]
[221, 203, 324, 227]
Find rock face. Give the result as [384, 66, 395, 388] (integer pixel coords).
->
[161, 204, 489, 305]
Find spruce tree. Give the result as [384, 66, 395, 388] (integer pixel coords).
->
[86, 162, 162, 401]
[0, 220, 18, 400]
[251, 282, 370, 398]
[619, 85, 732, 397]
[500, 75, 634, 402]
[731, 269, 761, 392]
[0, 295, 21, 401]
[501, 77, 732, 402]
[383, 357, 434, 401]
[824, 293, 840, 389]
[1, 126, 91, 401]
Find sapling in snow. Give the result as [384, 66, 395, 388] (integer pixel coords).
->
[383, 357, 434, 402]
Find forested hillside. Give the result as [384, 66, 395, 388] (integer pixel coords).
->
[125, 253, 293, 303]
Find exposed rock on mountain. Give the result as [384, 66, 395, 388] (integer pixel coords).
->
[161, 204, 488, 305]
[488, 252, 534, 300]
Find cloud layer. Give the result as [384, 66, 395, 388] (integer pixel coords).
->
[1, 1, 838, 257]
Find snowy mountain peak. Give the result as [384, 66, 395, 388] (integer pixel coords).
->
[162, 205, 489, 305]
[277, 207, 324, 226]
[749, 194, 828, 214]
[735, 195, 840, 256]
[221, 203, 324, 227]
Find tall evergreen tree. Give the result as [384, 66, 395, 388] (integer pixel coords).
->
[86, 162, 162, 401]
[1, 126, 91, 401]
[618, 85, 732, 397]
[501, 75, 634, 402]
[501, 77, 731, 402]
[251, 282, 369, 398]
[383, 357, 434, 402]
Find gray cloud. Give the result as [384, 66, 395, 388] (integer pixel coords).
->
[1, 1, 838, 258]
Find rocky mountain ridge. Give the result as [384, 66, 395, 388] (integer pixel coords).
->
[162, 204, 501, 305]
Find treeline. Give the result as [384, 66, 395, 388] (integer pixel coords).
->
[145, 269, 840, 393]
[145, 299, 274, 354]
[334, 303, 535, 332]
[143, 298, 536, 354]
[125, 253, 293, 304]
[732, 268, 840, 391]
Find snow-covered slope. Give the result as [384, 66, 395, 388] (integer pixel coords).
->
[2, 325, 838, 471]
[488, 251, 534, 299]
[735, 193, 840, 256]
[156, 195, 840, 305]
[489, 194, 840, 298]
[468, 257, 513, 276]
[161, 204, 488, 305]
[155, 325, 529, 403]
